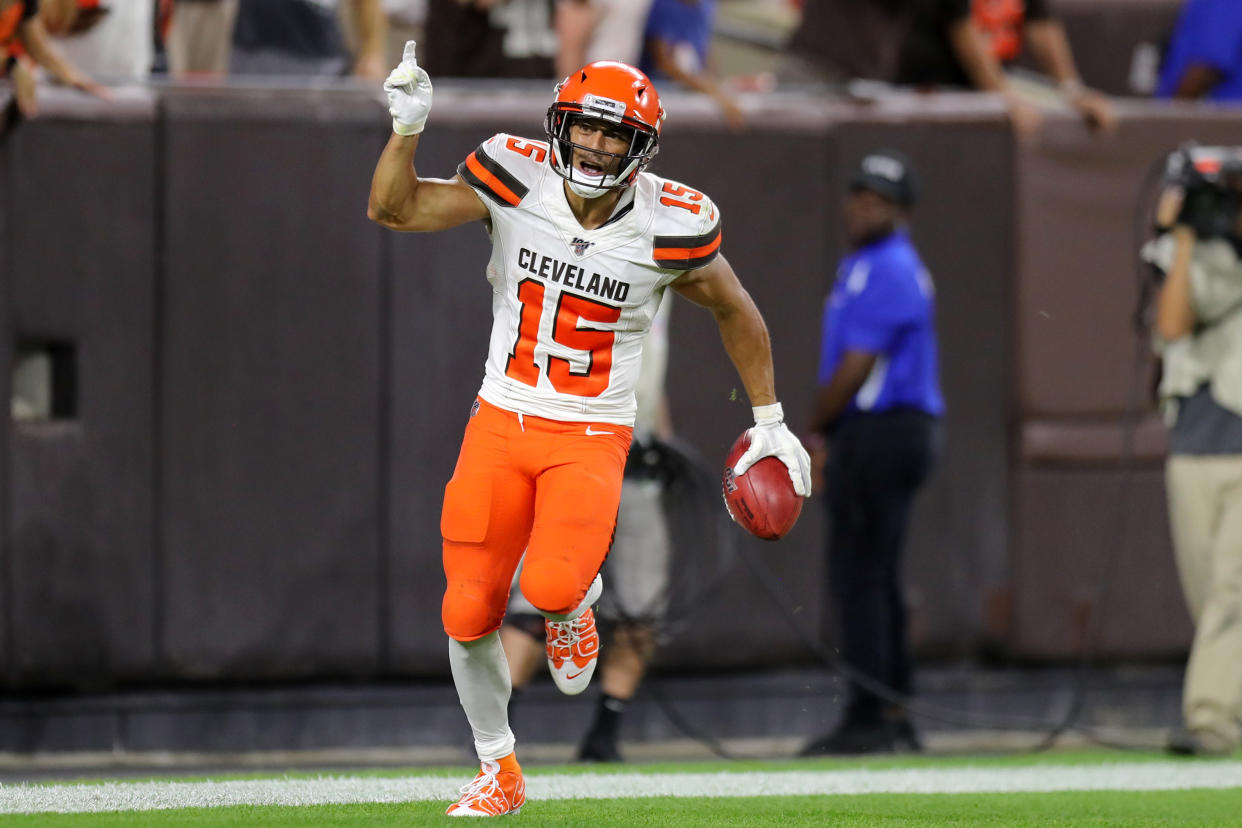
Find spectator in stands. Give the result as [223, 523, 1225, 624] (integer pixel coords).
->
[44, 0, 150, 81]
[1155, 0, 1242, 102]
[165, 0, 238, 79]
[555, 0, 652, 79]
[1143, 162, 1242, 757]
[1, 0, 110, 117]
[502, 297, 676, 763]
[780, 0, 909, 86]
[894, 0, 1116, 136]
[384, 0, 425, 70]
[422, 0, 555, 79]
[231, 0, 388, 79]
[640, 0, 744, 130]
[801, 149, 943, 756]
[38, 0, 107, 35]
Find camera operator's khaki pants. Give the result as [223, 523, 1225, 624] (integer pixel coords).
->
[1166, 454, 1242, 748]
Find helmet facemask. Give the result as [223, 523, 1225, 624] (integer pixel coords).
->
[545, 105, 660, 200]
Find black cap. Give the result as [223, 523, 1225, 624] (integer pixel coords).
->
[849, 149, 917, 207]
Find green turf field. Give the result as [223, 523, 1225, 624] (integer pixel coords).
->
[3, 750, 1240, 826]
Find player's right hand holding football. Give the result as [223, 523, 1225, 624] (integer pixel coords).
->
[384, 41, 433, 136]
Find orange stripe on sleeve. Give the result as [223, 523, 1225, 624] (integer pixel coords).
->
[465, 152, 522, 207]
[653, 229, 722, 263]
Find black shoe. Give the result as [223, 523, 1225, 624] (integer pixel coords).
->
[577, 730, 623, 762]
[1166, 726, 1234, 757]
[890, 717, 924, 753]
[799, 721, 897, 756]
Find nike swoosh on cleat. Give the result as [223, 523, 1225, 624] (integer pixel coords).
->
[584, 427, 613, 436]
[565, 669, 588, 680]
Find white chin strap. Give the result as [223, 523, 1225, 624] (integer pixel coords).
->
[567, 177, 613, 199]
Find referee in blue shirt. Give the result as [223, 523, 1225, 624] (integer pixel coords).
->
[802, 150, 944, 756]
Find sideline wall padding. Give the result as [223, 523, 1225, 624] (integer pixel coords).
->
[159, 91, 388, 680]
[1009, 108, 1242, 657]
[3, 90, 158, 688]
[1012, 468, 1188, 658]
[0, 87, 11, 682]
[4, 85, 1238, 690]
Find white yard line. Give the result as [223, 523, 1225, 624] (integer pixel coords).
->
[1, 762, 1240, 814]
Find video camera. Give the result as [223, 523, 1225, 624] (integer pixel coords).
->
[1163, 144, 1242, 243]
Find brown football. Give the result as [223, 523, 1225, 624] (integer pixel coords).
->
[721, 431, 802, 541]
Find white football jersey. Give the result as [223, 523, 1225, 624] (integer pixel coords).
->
[457, 133, 722, 425]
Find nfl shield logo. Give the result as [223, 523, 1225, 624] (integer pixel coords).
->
[571, 237, 594, 256]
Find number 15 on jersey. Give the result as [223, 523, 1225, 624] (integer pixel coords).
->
[505, 279, 622, 397]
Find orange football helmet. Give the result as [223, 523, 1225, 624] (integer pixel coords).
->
[544, 61, 665, 198]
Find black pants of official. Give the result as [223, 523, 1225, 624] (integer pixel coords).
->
[824, 408, 940, 725]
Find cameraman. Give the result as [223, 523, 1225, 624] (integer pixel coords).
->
[1144, 156, 1242, 757]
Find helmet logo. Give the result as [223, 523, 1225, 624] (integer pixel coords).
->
[582, 94, 627, 122]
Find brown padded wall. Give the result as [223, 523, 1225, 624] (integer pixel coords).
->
[0, 87, 11, 682]
[159, 91, 387, 680]
[5, 86, 1231, 687]
[1011, 468, 1189, 657]
[3, 90, 158, 688]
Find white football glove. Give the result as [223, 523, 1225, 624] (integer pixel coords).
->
[733, 402, 813, 498]
[383, 41, 433, 136]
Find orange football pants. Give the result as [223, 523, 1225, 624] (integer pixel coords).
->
[441, 398, 632, 642]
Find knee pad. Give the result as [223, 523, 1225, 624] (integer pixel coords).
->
[520, 566, 602, 618]
[442, 587, 505, 642]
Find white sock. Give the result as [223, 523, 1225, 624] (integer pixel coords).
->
[448, 633, 516, 761]
[542, 573, 604, 622]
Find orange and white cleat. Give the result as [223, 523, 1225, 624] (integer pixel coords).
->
[445, 757, 525, 817]
[546, 607, 600, 695]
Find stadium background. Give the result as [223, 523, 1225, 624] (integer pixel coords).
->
[0, 0, 1234, 763]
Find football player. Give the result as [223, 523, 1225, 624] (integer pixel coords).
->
[368, 44, 811, 817]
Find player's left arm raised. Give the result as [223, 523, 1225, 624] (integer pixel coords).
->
[672, 255, 812, 496]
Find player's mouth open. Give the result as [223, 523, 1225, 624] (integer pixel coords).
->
[577, 161, 606, 176]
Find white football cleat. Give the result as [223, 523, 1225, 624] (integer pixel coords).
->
[545, 574, 602, 695]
